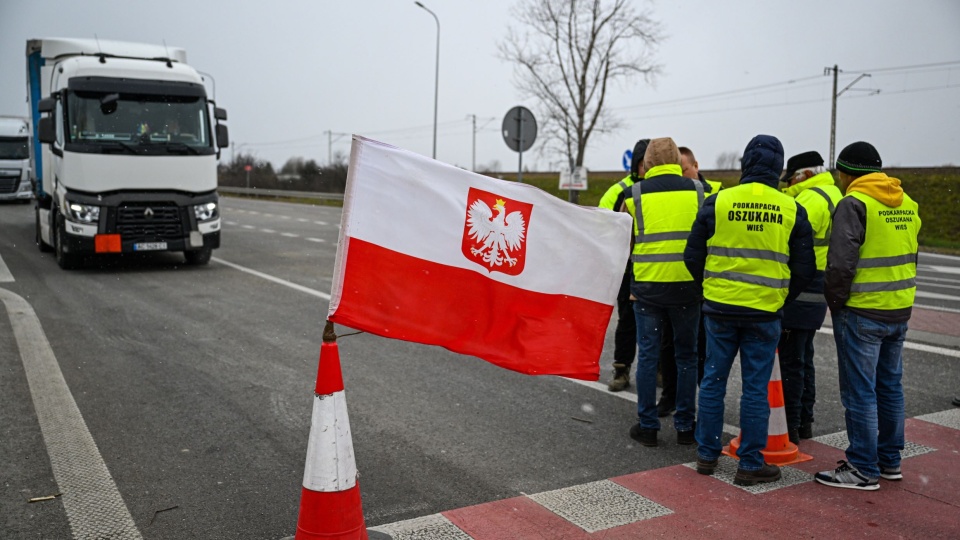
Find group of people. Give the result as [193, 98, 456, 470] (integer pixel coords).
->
[600, 134, 921, 491]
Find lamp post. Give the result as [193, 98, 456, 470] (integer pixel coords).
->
[415, 1, 439, 159]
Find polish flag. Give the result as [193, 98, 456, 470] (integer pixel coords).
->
[328, 137, 633, 381]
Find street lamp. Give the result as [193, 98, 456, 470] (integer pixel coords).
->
[415, 1, 439, 159]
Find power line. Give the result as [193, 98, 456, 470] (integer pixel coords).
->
[845, 59, 960, 74]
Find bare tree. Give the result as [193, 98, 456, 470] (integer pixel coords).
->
[716, 151, 741, 170]
[499, 0, 662, 172]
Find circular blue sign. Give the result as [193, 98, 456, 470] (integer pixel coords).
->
[622, 149, 632, 171]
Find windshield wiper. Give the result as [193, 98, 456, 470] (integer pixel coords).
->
[100, 141, 139, 155]
[157, 141, 202, 155]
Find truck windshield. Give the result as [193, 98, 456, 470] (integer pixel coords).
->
[0, 137, 29, 160]
[66, 91, 211, 151]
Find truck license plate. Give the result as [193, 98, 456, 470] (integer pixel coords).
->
[133, 242, 168, 251]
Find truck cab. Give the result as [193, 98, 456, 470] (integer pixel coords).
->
[28, 38, 228, 268]
[0, 116, 32, 202]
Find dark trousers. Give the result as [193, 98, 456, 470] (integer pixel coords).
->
[660, 312, 706, 402]
[613, 272, 637, 367]
[778, 328, 817, 430]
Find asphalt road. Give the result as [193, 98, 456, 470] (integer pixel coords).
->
[1, 197, 958, 539]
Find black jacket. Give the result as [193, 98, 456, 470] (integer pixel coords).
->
[683, 135, 816, 320]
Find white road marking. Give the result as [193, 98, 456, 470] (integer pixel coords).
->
[298, 218, 309, 222]
[0, 288, 142, 539]
[281, 232, 299, 238]
[212, 257, 331, 300]
[916, 290, 960, 301]
[306, 238, 326, 243]
[817, 326, 960, 358]
[225, 221, 238, 226]
[314, 221, 328, 226]
[926, 265, 960, 275]
[241, 224, 255, 229]
[261, 229, 276, 233]
[914, 303, 960, 314]
[0, 251, 13, 282]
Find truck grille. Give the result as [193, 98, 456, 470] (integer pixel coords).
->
[0, 171, 19, 194]
[116, 204, 183, 240]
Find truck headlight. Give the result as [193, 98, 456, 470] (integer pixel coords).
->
[194, 202, 218, 222]
[67, 203, 100, 223]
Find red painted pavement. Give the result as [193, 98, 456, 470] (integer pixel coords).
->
[440, 417, 960, 539]
[906, 307, 960, 337]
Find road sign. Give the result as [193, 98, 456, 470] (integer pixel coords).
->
[559, 167, 588, 191]
[244, 164, 252, 172]
[502, 106, 537, 153]
[622, 149, 632, 171]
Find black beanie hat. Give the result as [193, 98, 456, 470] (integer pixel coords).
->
[630, 138, 650, 180]
[836, 141, 882, 177]
[781, 150, 824, 182]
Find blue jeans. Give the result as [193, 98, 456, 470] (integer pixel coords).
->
[633, 301, 699, 432]
[696, 316, 780, 471]
[778, 328, 817, 430]
[832, 309, 907, 479]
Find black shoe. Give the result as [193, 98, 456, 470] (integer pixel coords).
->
[788, 428, 800, 445]
[677, 424, 696, 446]
[798, 423, 813, 439]
[657, 397, 676, 417]
[734, 463, 782, 486]
[696, 456, 718, 475]
[953, 397, 960, 407]
[629, 424, 658, 447]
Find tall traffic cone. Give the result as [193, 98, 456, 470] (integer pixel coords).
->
[722, 352, 813, 466]
[295, 321, 369, 540]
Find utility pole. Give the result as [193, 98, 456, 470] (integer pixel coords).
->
[469, 114, 476, 171]
[825, 65, 876, 167]
[325, 130, 332, 166]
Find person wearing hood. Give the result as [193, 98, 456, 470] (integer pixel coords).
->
[684, 134, 815, 486]
[600, 138, 650, 392]
[778, 151, 843, 444]
[621, 137, 708, 447]
[815, 142, 921, 491]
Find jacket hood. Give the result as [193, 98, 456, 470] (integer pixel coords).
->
[846, 172, 904, 207]
[739, 135, 784, 188]
[783, 171, 836, 198]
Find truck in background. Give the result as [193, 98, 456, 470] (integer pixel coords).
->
[0, 116, 33, 203]
[27, 37, 228, 268]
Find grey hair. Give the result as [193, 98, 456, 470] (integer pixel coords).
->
[796, 166, 825, 177]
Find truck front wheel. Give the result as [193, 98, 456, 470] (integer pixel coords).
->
[183, 247, 212, 266]
[54, 214, 82, 270]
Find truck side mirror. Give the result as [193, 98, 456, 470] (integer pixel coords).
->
[214, 107, 227, 121]
[215, 124, 229, 148]
[38, 117, 56, 144]
[38, 97, 56, 113]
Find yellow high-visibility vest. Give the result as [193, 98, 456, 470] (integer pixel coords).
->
[599, 175, 634, 210]
[623, 164, 703, 283]
[846, 191, 921, 310]
[704, 182, 799, 312]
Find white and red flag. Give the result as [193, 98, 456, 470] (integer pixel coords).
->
[328, 136, 633, 380]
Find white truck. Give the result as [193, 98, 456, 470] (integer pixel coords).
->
[0, 116, 33, 202]
[27, 38, 228, 268]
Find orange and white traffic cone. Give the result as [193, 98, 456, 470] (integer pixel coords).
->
[295, 321, 368, 540]
[723, 352, 813, 466]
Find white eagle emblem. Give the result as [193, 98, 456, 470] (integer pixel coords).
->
[466, 198, 526, 268]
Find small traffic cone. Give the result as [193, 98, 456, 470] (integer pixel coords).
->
[722, 352, 812, 466]
[295, 321, 368, 540]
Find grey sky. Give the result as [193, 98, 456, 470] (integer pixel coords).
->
[2, 0, 958, 173]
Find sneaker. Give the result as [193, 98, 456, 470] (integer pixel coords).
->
[734, 463, 782, 486]
[880, 465, 902, 481]
[657, 397, 676, 417]
[629, 424, 658, 447]
[798, 423, 814, 440]
[608, 364, 631, 392]
[677, 425, 696, 446]
[696, 456, 718, 476]
[788, 428, 800, 445]
[815, 460, 879, 490]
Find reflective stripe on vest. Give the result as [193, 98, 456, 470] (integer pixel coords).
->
[704, 183, 798, 312]
[801, 182, 842, 271]
[846, 190, 920, 310]
[598, 175, 634, 210]
[625, 173, 703, 283]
